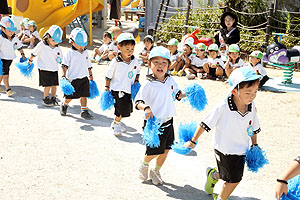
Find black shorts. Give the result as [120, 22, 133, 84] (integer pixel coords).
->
[1, 59, 13, 75]
[39, 69, 59, 87]
[145, 118, 174, 155]
[65, 77, 90, 99]
[111, 90, 133, 118]
[208, 67, 225, 77]
[215, 149, 245, 183]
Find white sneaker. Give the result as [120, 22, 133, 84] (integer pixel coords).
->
[110, 122, 126, 132]
[139, 163, 149, 181]
[0, 86, 4, 93]
[149, 169, 163, 185]
[6, 90, 16, 97]
[186, 73, 196, 80]
[113, 123, 122, 136]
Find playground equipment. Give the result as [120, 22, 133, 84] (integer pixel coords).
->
[180, 30, 213, 47]
[121, 0, 140, 8]
[7, 0, 104, 37]
[263, 33, 300, 84]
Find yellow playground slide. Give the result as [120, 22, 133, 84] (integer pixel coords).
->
[121, 0, 132, 7]
[7, 0, 104, 36]
[130, 0, 140, 8]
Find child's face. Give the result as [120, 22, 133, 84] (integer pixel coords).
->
[196, 49, 205, 57]
[119, 44, 135, 60]
[249, 56, 260, 65]
[232, 82, 259, 105]
[167, 45, 177, 54]
[71, 41, 85, 52]
[3, 28, 15, 38]
[47, 36, 59, 47]
[20, 25, 25, 30]
[208, 50, 218, 59]
[144, 41, 153, 50]
[228, 52, 239, 60]
[28, 25, 34, 32]
[103, 35, 111, 45]
[148, 57, 169, 80]
[183, 45, 192, 54]
[224, 15, 235, 28]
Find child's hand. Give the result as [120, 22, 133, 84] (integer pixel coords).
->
[275, 181, 288, 199]
[184, 141, 196, 149]
[144, 106, 153, 119]
[105, 86, 110, 91]
[89, 74, 93, 81]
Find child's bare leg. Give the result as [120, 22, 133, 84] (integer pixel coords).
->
[225, 68, 233, 77]
[93, 48, 100, 58]
[169, 61, 177, 70]
[44, 86, 51, 97]
[144, 154, 158, 163]
[156, 150, 169, 166]
[108, 52, 116, 60]
[2, 75, 10, 90]
[216, 67, 224, 76]
[80, 97, 87, 107]
[0, 75, 3, 85]
[219, 182, 240, 200]
[203, 63, 210, 74]
[50, 86, 57, 97]
[64, 98, 72, 105]
[101, 52, 109, 60]
[175, 60, 184, 71]
[114, 115, 122, 123]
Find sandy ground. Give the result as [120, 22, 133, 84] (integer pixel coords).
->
[1, 18, 300, 200]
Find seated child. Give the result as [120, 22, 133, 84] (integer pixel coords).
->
[91, 31, 113, 63]
[17, 18, 29, 40]
[202, 44, 225, 80]
[107, 26, 123, 61]
[249, 50, 269, 88]
[21, 20, 41, 49]
[171, 40, 194, 76]
[224, 44, 247, 77]
[167, 38, 180, 71]
[139, 35, 154, 65]
[185, 43, 207, 79]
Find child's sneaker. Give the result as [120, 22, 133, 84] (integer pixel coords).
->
[6, 90, 16, 97]
[177, 70, 184, 77]
[81, 110, 93, 119]
[43, 96, 53, 106]
[51, 96, 59, 106]
[170, 70, 177, 76]
[113, 123, 122, 136]
[149, 169, 163, 185]
[90, 57, 96, 63]
[205, 167, 218, 195]
[0, 86, 4, 93]
[110, 121, 126, 132]
[60, 104, 68, 116]
[186, 73, 196, 80]
[139, 163, 149, 181]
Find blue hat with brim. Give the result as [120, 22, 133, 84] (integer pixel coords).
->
[0, 17, 17, 32]
[149, 46, 171, 61]
[69, 28, 88, 46]
[228, 67, 262, 96]
[44, 25, 63, 43]
[116, 33, 135, 44]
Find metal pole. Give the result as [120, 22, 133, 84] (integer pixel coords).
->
[89, 0, 93, 46]
[161, 0, 170, 24]
[184, 0, 191, 34]
[265, 3, 274, 47]
[154, 0, 165, 37]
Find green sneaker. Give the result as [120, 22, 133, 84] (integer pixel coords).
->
[205, 167, 218, 195]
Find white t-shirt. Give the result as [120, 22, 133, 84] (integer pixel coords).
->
[191, 56, 207, 68]
[0, 32, 23, 60]
[251, 63, 267, 76]
[182, 53, 195, 62]
[206, 57, 225, 69]
[140, 46, 154, 55]
[170, 50, 180, 62]
[135, 74, 180, 123]
[108, 42, 118, 52]
[229, 58, 247, 68]
[201, 95, 260, 155]
[106, 54, 140, 94]
[24, 30, 31, 37]
[31, 41, 63, 72]
[98, 42, 111, 53]
[62, 47, 92, 80]
[31, 30, 41, 40]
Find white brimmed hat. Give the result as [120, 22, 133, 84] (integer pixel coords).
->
[43, 25, 63, 43]
[69, 28, 88, 46]
[116, 33, 135, 44]
[149, 46, 171, 61]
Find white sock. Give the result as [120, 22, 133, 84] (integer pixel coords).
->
[211, 171, 218, 180]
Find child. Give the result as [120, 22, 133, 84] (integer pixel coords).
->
[224, 44, 247, 77]
[91, 31, 112, 63]
[107, 26, 123, 61]
[171, 40, 194, 76]
[167, 38, 180, 71]
[17, 18, 30, 40]
[139, 35, 154, 65]
[105, 33, 140, 136]
[249, 50, 269, 88]
[185, 43, 207, 79]
[60, 28, 93, 119]
[275, 155, 300, 199]
[28, 25, 63, 106]
[21, 20, 41, 49]
[185, 67, 262, 200]
[0, 17, 26, 96]
[202, 44, 225, 79]
[135, 46, 186, 185]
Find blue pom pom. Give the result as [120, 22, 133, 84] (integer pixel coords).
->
[19, 57, 28, 63]
[172, 122, 198, 155]
[143, 116, 162, 148]
[245, 146, 269, 173]
[183, 83, 207, 112]
[280, 174, 300, 200]
[100, 90, 114, 111]
[88, 80, 100, 99]
[60, 78, 75, 95]
[0, 59, 3, 76]
[131, 82, 141, 100]
[15, 62, 35, 77]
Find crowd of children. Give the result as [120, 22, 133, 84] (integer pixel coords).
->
[0, 13, 289, 200]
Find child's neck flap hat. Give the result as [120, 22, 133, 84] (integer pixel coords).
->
[149, 46, 171, 61]
[208, 43, 219, 51]
[195, 43, 207, 50]
[167, 38, 179, 46]
[69, 27, 88, 46]
[117, 32, 135, 44]
[0, 17, 17, 32]
[28, 20, 37, 27]
[228, 67, 262, 95]
[250, 51, 263, 60]
[20, 18, 30, 29]
[44, 25, 63, 43]
[228, 44, 240, 52]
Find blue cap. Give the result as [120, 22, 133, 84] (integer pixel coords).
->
[0, 17, 17, 32]
[69, 28, 88, 46]
[116, 33, 135, 44]
[228, 67, 262, 95]
[149, 46, 171, 61]
[44, 25, 63, 43]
